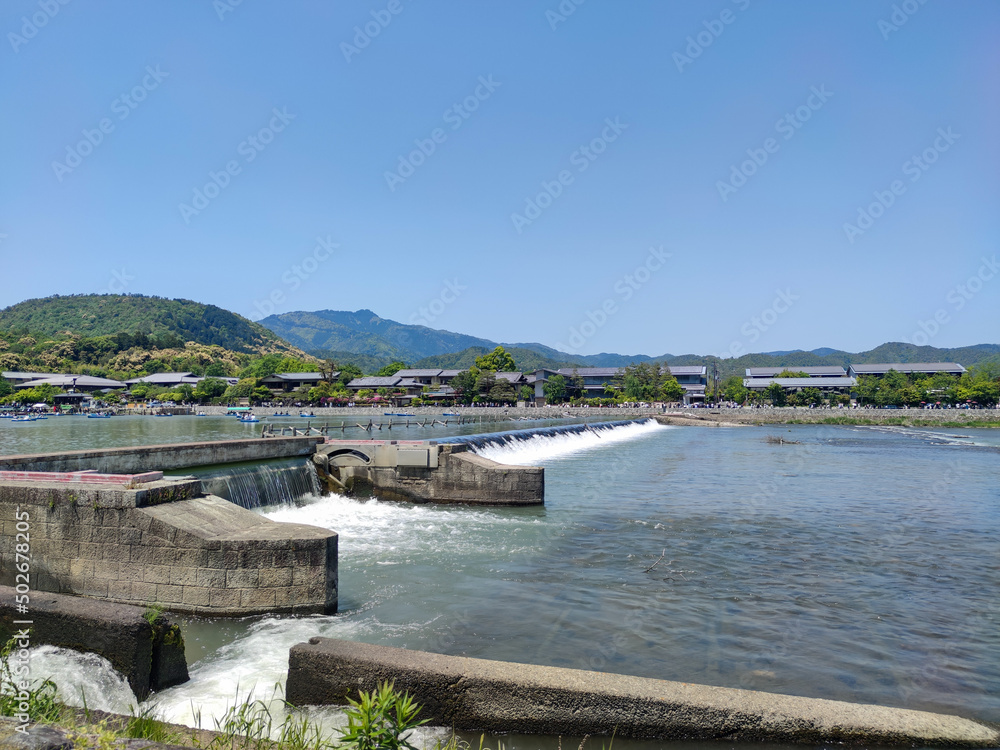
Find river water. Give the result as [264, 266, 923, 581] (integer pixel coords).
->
[3, 416, 998, 744]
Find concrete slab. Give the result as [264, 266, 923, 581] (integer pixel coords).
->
[286, 638, 999, 747]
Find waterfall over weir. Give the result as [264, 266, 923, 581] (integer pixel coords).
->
[177, 458, 323, 509]
[435, 418, 665, 466]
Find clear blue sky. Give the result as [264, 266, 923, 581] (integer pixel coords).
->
[2, 1, 997, 357]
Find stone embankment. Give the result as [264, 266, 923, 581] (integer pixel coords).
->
[287, 638, 1000, 747]
[656, 407, 1000, 427]
[198, 405, 665, 419]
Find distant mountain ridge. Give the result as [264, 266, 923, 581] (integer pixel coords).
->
[259, 308, 999, 379]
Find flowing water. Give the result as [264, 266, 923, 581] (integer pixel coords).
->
[168, 458, 322, 509]
[7, 419, 1000, 747]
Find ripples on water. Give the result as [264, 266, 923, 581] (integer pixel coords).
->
[13, 420, 1000, 745]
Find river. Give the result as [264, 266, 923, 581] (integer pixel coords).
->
[6, 416, 998, 746]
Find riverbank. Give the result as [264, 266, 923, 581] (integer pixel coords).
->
[657, 406, 1000, 428]
[190, 404, 1000, 428]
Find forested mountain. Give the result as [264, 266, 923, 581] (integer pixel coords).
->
[0, 295, 292, 354]
[260, 309, 498, 362]
[0, 294, 309, 378]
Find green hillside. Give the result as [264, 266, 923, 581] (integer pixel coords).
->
[0, 294, 310, 379]
[0, 294, 290, 354]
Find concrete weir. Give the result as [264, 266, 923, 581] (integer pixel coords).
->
[0, 438, 337, 616]
[314, 440, 543, 505]
[286, 638, 1000, 747]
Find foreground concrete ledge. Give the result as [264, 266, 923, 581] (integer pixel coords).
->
[0, 586, 187, 700]
[285, 638, 999, 747]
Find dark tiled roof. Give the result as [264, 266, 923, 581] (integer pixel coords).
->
[746, 366, 846, 378]
[667, 366, 707, 376]
[395, 369, 443, 377]
[555, 367, 621, 377]
[260, 372, 328, 381]
[848, 363, 965, 375]
[347, 376, 402, 388]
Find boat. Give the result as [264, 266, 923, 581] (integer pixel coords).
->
[384, 412, 415, 417]
[87, 413, 112, 419]
[442, 412, 460, 416]
[272, 411, 291, 417]
[11, 415, 36, 422]
[299, 412, 315, 418]
[195, 412, 207, 417]
[239, 415, 260, 423]
[152, 413, 173, 417]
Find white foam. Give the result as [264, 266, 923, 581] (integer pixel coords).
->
[22, 646, 137, 714]
[470, 419, 668, 465]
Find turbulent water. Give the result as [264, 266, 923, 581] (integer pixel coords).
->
[173, 458, 322, 509]
[14, 420, 1000, 748]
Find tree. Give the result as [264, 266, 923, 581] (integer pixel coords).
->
[194, 377, 228, 402]
[568, 370, 586, 400]
[722, 375, 747, 404]
[543, 374, 567, 403]
[615, 362, 661, 402]
[519, 385, 534, 403]
[475, 371, 497, 399]
[376, 361, 407, 377]
[0, 380, 12, 399]
[450, 369, 477, 404]
[223, 378, 256, 400]
[660, 374, 685, 403]
[799, 387, 822, 406]
[130, 383, 151, 400]
[337, 364, 363, 387]
[488, 379, 516, 403]
[205, 362, 228, 377]
[764, 382, 786, 406]
[475, 346, 516, 373]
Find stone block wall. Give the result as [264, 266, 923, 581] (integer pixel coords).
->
[0, 480, 337, 616]
[336, 445, 543, 505]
